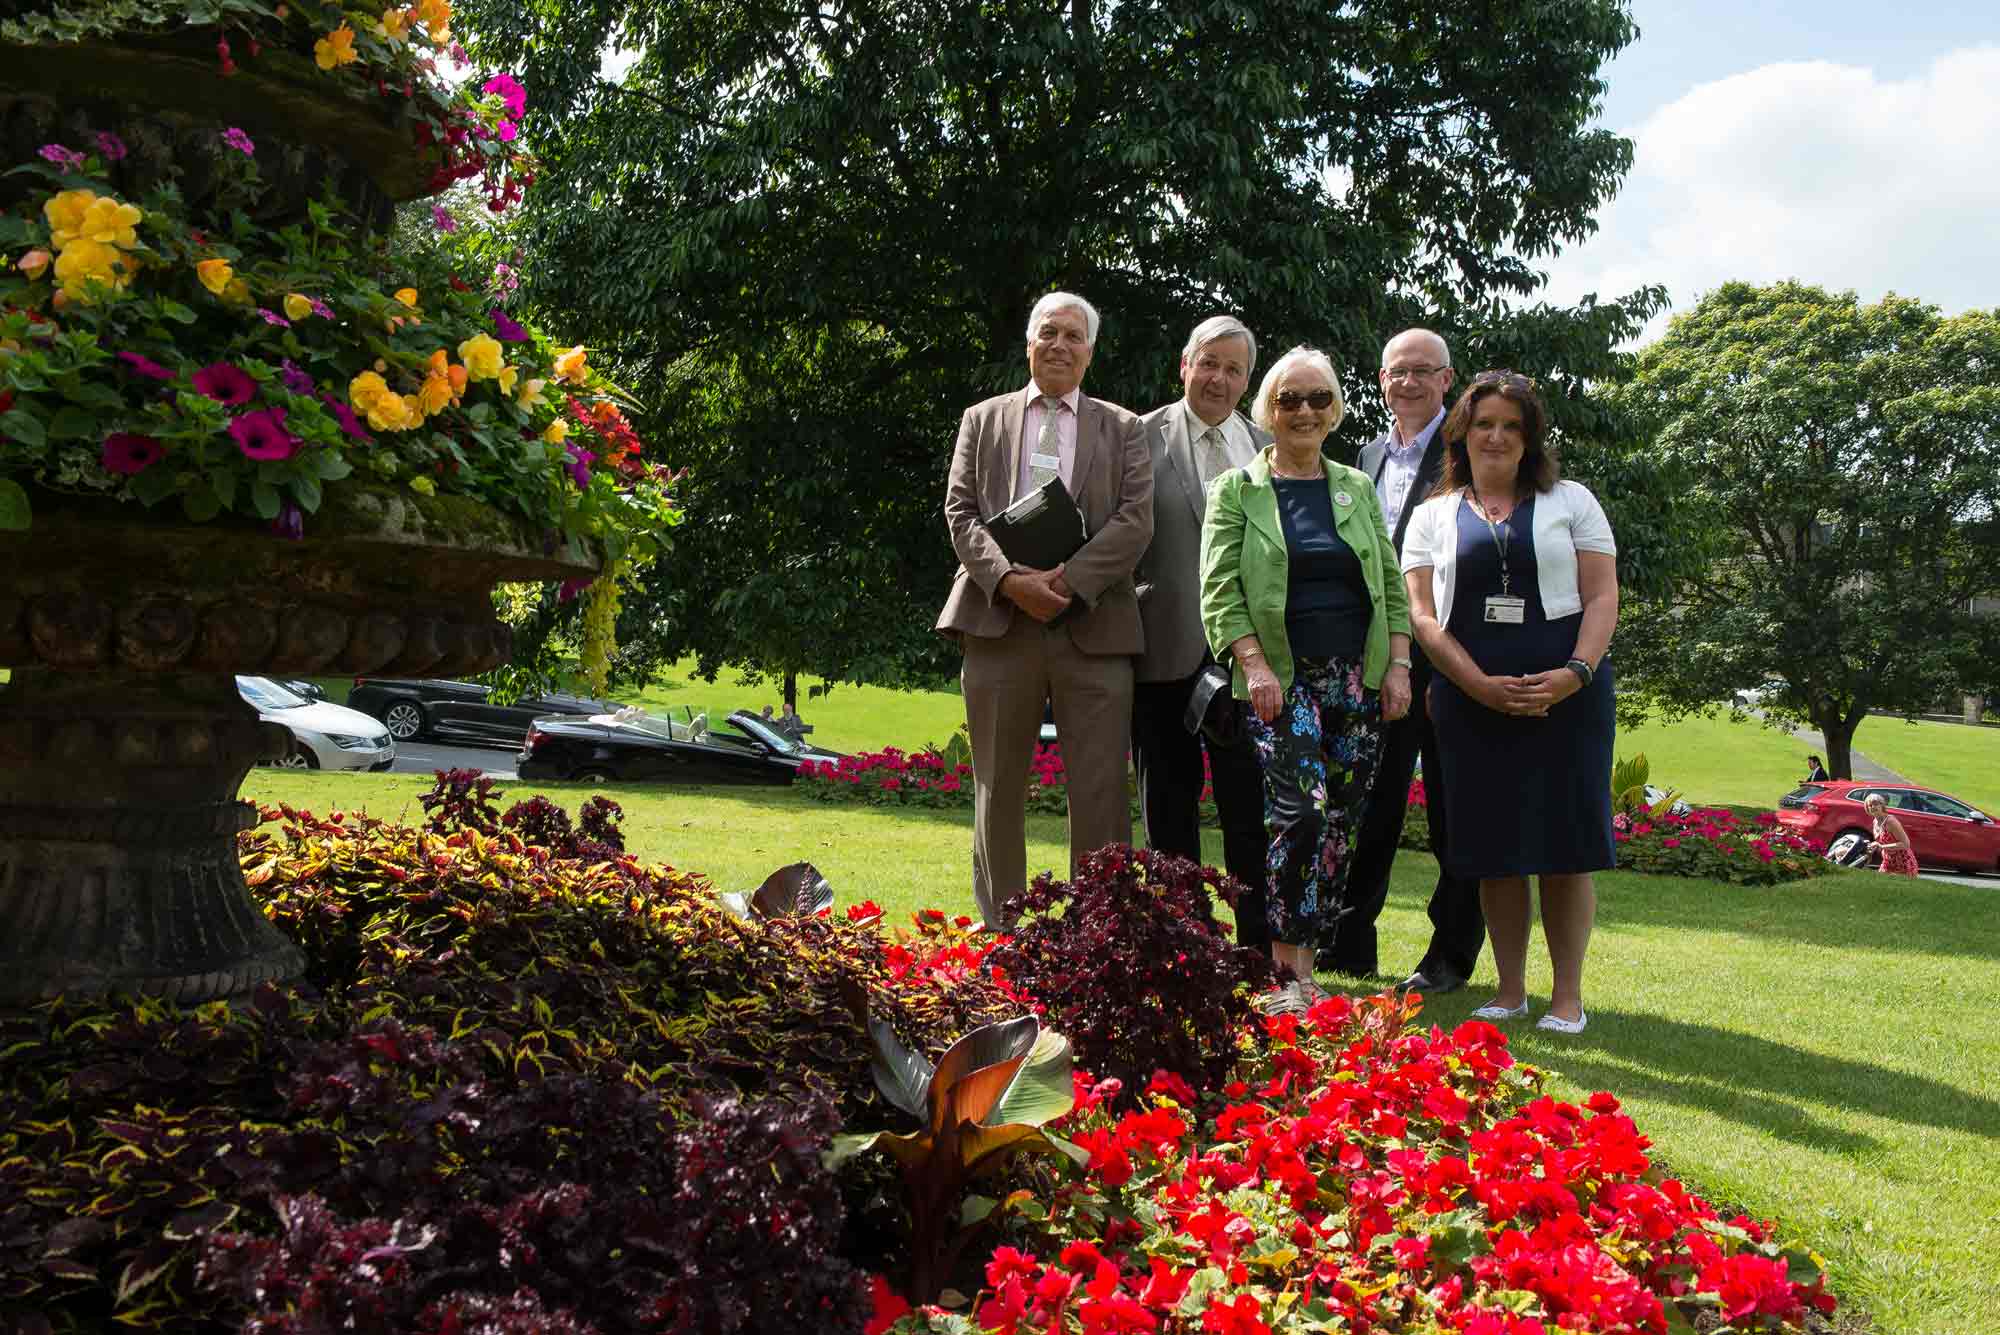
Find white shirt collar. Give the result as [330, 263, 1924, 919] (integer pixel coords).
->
[1388, 407, 1445, 457]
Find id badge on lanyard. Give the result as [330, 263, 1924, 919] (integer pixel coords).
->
[1473, 492, 1524, 625]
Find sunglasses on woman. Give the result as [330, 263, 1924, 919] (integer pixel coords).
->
[1274, 389, 1336, 411]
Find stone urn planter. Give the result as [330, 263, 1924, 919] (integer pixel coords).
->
[0, 485, 596, 1004]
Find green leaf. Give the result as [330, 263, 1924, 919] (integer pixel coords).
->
[312, 451, 353, 480]
[209, 469, 236, 509]
[989, 1026, 1073, 1127]
[47, 406, 97, 440]
[129, 465, 179, 506]
[959, 1194, 998, 1227]
[249, 480, 280, 519]
[292, 472, 322, 513]
[0, 408, 45, 447]
[182, 488, 221, 522]
[156, 299, 197, 325]
[821, 1129, 888, 1172]
[0, 478, 29, 530]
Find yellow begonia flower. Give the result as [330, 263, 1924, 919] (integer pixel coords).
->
[517, 377, 547, 409]
[223, 278, 252, 306]
[43, 190, 97, 249]
[75, 197, 142, 249]
[196, 258, 233, 295]
[377, 8, 410, 41]
[410, 475, 437, 496]
[553, 345, 589, 384]
[418, 372, 455, 417]
[283, 293, 313, 321]
[541, 420, 569, 444]
[18, 250, 51, 279]
[314, 24, 358, 70]
[458, 333, 504, 381]
[496, 365, 519, 396]
[53, 240, 136, 301]
[411, 0, 451, 43]
[394, 287, 420, 308]
[351, 371, 390, 404]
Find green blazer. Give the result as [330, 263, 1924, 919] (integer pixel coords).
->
[1199, 448, 1411, 698]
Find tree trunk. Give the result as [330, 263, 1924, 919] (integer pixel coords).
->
[1816, 712, 1862, 781]
[783, 669, 798, 713]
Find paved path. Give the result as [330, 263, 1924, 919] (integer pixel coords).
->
[1782, 722, 1906, 783]
[392, 740, 518, 779]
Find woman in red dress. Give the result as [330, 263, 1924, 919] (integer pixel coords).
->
[1863, 794, 1919, 877]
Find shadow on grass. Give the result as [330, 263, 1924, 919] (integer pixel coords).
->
[1370, 988, 2000, 1156]
[1595, 867, 2000, 963]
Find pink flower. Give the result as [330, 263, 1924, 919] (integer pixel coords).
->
[101, 433, 163, 475]
[117, 351, 175, 381]
[491, 308, 529, 342]
[96, 132, 128, 161]
[268, 502, 304, 541]
[227, 406, 297, 460]
[309, 297, 334, 319]
[495, 120, 519, 142]
[221, 126, 256, 156]
[193, 362, 256, 406]
[482, 72, 528, 118]
[432, 204, 458, 234]
[257, 308, 291, 327]
[317, 390, 372, 441]
[38, 143, 84, 171]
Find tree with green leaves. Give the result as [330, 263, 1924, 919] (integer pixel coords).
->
[452, 0, 1667, 692]
[1607, 281, 2000, 778]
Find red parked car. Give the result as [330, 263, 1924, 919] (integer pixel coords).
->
[1776, 780, 2000, 873]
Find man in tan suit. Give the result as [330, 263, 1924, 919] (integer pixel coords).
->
[936, 292, 1152, 929]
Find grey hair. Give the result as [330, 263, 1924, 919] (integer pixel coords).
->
[1380, 326, 1452, 369]
[1180, 316, 1257, 373]
[1250, 345, 1345, 433]
[1026, 291, 1101, 346]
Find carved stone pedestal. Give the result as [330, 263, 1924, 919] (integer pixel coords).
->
[0, 486, 595, 1005]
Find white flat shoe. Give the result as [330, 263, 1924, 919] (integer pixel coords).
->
[1536, 1010, 1588, 1034]
[1469, 1000, 1530, 1021]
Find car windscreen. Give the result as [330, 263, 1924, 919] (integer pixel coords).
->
[237, 676, 309, 710]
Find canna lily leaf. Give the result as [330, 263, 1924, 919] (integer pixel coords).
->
[927, 1014, 1038, 1133]
[866, 1013, 934, 1119]
[989, 1026, 1073, 1128]
[750, 862, 834, 918]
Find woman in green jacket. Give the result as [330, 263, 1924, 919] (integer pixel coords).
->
[1200, 346, 1412, 1012]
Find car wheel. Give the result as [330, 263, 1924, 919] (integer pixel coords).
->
[381, 700, 427, 741]
[272, 739, 318, 770]
[1823, 830, 1870, 867]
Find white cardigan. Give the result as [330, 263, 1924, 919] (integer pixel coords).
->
[1400, 479, 1616, 625]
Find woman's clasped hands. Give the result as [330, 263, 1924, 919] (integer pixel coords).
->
[1475, 664, 1582, 717]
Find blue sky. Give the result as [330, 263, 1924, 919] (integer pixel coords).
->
[1539, 0, 2000, 339]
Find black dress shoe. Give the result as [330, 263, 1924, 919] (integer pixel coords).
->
[1398, 969, 1465, 995]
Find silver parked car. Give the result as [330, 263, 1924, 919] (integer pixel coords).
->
[236, 676, 396, 771]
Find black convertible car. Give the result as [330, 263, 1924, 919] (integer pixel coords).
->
[348, 677, 614, 747]
[516, 708, 842, 785]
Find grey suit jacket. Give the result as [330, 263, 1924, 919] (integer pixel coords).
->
[1134, 403, 1271, 683]
[935, 386, 1152, 656]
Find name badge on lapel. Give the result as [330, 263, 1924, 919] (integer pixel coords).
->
[1484, 596, 1527, 625]
[1332, 490, 1353, 507]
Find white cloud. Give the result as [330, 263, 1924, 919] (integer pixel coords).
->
[1537, 46, 2000, 343]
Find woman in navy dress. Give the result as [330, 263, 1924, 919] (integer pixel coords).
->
[1398, 372, 1619, 1034]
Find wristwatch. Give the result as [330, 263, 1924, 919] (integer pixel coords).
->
[1390, 656, 1413, 670]
[1565, 658, 1594, 687]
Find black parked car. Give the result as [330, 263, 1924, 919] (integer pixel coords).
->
[517, 707, 842, 785]
[347, 677, 614, 748]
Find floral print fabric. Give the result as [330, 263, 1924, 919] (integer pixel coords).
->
[1244, 654, 1383, 948]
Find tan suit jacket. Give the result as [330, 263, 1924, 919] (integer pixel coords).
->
[935, 387, 1152, 655]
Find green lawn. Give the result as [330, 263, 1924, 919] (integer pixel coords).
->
[242, 767, 1999, 1334]
[1612, 708, 1819, 807]
[1849, 715, 2000, 816]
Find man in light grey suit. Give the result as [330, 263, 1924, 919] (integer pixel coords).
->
[1333, 326, 1483, 990]
[936, 292, 1152, 930]
[1132, 316, 1272, 948]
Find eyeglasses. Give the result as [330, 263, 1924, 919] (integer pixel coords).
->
[1472, 369, 1539, 390]
[1382, 365, 1447, 382]
[1273, 389, 1336, 412]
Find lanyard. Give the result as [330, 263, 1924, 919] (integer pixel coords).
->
[1469, 488, 1512, 596]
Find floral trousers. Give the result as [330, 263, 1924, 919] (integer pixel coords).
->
[1244, 655, 1384, 949]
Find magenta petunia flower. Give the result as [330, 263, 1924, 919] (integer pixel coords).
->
[432, 204, 457, 233]
[101, 432, 163, 475]
[563, 442, 595, 488]
[317, 390, 373, 442]
[257, 308, 291, 328]
[95, 133, 128, 162]
[495, 120, 519, 143]
[268, 502, 304, 541]
[491, 308, 528, 342]
[221, 127, 255, 156]
[482, 73, 527, 119]
[228, 406, 297, 460]
[192, 362, 257, 405]
[309, 297, 334, 319]
[39, 143, 85, 171]
[279, 359, 315, 395]
[117, 351, 175, 381]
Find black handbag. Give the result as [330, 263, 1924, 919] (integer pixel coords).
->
[1183, 659, 1244, 750]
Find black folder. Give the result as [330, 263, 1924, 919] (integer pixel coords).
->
[986, 477, 1088, 570]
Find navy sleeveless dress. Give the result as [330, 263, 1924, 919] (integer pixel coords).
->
[1429, 494, 1616, 878]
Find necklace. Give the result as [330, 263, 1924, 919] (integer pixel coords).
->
[1271, 453, 1324, 480]
[1469, 484, 1513, 521]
